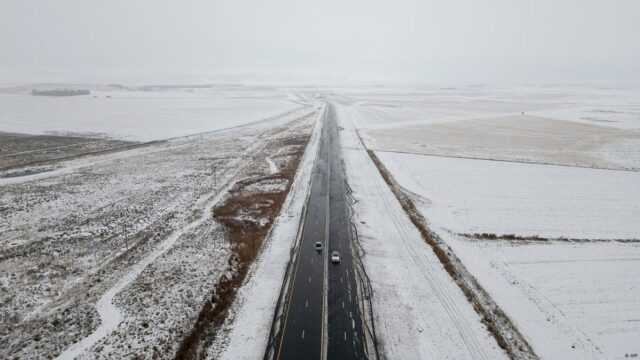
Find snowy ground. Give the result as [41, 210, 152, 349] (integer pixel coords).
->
[375, 152, 640, 358]
[0, 89, 318, 359]
[3, 84, 639, 359]
[377, 152, 640, 240]
[335, 101, 508, 359]
[337, 85, 640, 359]
[207, 106, 324, 360]
[352, 84, 640, 171]
[365, 115, 640, 171]
[0, 86, 299, 141]
[441, 236, 640, 359]
[338, 84, 640, 131]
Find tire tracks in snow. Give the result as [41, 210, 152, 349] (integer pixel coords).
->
[342, 104, 493, 360]
[499, 262, 605, 358]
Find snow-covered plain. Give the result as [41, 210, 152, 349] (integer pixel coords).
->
[377, 152, 640, 240]
[365, 115, 640, 171]
[375, 152, 640, 358]
[0, 88, 317, 359]
[3, 83, 639, 359]
[335, 102, 508, 359]
[338, 84, 640, 359]
[353, 84, 640, 171]
[0, 87, 299, 141]
[441, 236, 640, 359]
[339, 84, 640, 130]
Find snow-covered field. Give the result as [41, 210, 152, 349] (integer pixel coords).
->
[0, 87, 299, 141]
[340, 84, 640, 131]
[336, 84, 640, 359]
[0, 87, 318, 359]
[377, 153, 640, 240]
[353, 85, 640, 171]
[442, 236, 640, 359]
[3, 83, 639, 359]
[335, 102, 509, 359]
[365, 115, 640, 170]
[375, 152, 640, 358]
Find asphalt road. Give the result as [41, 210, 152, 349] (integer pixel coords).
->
[274, 103, 366, 359]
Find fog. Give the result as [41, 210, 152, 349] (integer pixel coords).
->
[1, 0, 639, 84]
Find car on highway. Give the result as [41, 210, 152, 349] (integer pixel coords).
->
[331, 251, 340, 263]
[315, 242, 323, 251]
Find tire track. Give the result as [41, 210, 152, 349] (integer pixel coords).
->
[341, 105, 493, 360]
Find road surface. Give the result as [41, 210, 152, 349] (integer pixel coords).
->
[273, 103, 366, 359]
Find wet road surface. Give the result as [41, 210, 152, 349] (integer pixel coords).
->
[274, 103, 366, 359]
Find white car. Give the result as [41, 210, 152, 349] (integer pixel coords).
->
[331, 251, 340, 263]
[315, 242, 323, 251]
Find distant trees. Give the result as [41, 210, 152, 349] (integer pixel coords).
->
[31, 89, 90, 96]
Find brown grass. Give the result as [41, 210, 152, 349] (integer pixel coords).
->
[174, 135, 309, 360]
[465, 232, 640, 244]
[472, 233, 547, 241]
[367, 150, 535, 359]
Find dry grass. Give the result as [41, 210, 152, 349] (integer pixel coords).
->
[473, 233, 547, 241]
[465, 233, 640, 244]
[367, 150, 535, 359]
[174, 135, 309, 360]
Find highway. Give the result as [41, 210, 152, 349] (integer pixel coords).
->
[273, 103, 366, 359]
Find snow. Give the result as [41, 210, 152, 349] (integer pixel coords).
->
[335, 102, 508, 359]
[347, 84, 640, 171]
[364, 115, 640, 171]
[348, 85, 640, 360]
[442, 235, 640, 359]
[208, 106, 324, 359]
[341, 84, 640, 132]
[265, 157, 278, 174]
[5, 83, 640, 359]
[373, 150, 640, 358]
[242, 178, 288, 195]
[0, 100, 318, 359]
[1, 124, 246, 358]
[55, 151, 245, 360]
[377, 152, 640, 240]
[0, 89, 299, 141]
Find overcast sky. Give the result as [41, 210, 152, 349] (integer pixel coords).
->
[1, 0, 639, 84]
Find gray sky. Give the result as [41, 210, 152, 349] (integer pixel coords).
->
[1, 0, 639, 84]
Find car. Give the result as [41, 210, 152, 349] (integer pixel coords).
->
[315, 242, 323, 251]
[331, 251, 340, 263]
